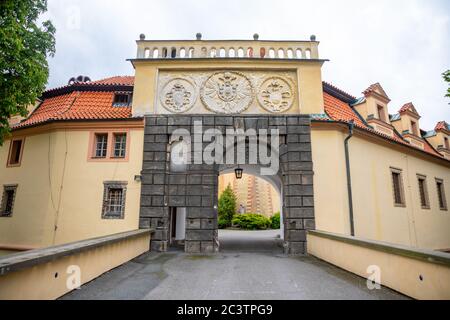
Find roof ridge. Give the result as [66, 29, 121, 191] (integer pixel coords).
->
[322, 82, 357, 105]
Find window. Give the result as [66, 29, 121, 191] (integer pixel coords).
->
[94, 134, 108, 158]
[436, 179, 448, 211]
[411, 121, 418, 136]
[417, 175, 430, 209]
[445, 137, 449, 150]
[102, 182, 127, 219]
[7, 139, 24, 166]
[1, 185, 17, 217]
[391, 168, 405, 207]
[113, 133, 127, 158]
[377, 105, 386, 122]
[113, 93, 131, 107]
[89, 131, 130, 161]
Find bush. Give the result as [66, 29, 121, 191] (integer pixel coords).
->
[218, 215, 229, 229]
[270, 212, 281, 229]
[232, 213, 271, 230]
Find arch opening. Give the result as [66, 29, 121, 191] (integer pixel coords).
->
[217, 165, 284, 253]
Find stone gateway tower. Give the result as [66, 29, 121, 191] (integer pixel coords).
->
[132, 35, 325, 254]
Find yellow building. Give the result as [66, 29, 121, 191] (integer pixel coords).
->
[0, 34, 449, 257]
[0, 77, 144, 252]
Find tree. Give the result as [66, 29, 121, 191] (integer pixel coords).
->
[218, 184, 237, 228]
[443, 70, 450, 101]
[0, 0, 55, 145]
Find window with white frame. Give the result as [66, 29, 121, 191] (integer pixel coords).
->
[94, 133, 108, 158]
[113, 133, 127, 158]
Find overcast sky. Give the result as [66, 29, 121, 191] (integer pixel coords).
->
[43, 0, 449, 129]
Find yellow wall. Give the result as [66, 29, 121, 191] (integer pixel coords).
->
[0, 127, 144, 248]
[132, 59, 325, 116]
[308, 231, 450, 300]
[0, 231, 151, 300]
[0, 133, 53, 248]
[312, 126, 450, 250]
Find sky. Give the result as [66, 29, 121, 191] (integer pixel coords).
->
[43, 0, 449, 130]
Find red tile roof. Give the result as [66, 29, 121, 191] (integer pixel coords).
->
[362, 82, 390, 101]
[399, 102, 420, 116]
[435, 121, 450, 132]
[12, 75, 447, 161]
[13, 76, 135, 129]
[89, 76, 135, 86]
[322, 85, 444, 159]
[323, 92, 365, 127]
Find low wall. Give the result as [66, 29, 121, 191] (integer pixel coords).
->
[0, 229, 152, 300]
[307, 230, 450, 300]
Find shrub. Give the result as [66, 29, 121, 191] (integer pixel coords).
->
[218, 215, 229, 229]
[232, 213, 271, 230]
[270, 212, 281, 229]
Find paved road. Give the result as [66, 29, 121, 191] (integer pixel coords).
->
[62, 230, 407, 300]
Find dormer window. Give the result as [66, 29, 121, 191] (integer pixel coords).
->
[377, 105, 386, 122]
[113, 93, 131, 107]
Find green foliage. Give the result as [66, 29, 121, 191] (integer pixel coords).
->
[443, 70, 450, 100]
[218, 184, 237, 228]
[0, 0, 56, 144]
[218, 215, 229, 229]
[232, 213, 271, 230]
[270, 212, 281, 229]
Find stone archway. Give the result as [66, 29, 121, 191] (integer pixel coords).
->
[139, 114, 314, 255]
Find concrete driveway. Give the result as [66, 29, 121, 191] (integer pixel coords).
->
[61, 230, 407, 300]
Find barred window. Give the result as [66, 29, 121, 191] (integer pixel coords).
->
[436, 179, 448, 211]
[1, 185, 18, 217]
[95, 134, 108, 158]
[391, 168, 405, 207]
[417, 175, 430, 209]
[113, 133, 127, 158]
[102, 182, 127, 219]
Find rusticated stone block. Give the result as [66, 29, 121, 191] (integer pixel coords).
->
[201, 241, 216, 253]
[285, 219, 304, 230]
[303, 219, 316, 230]
[284, 241, 305, 255]
[186, 219, 201, 229]
[151, 240, 168, 252]
[201, 218, 216, 229]
[185, 241, 201, 253]
[287, 207, 314, 218]
[287, 230, 306, 242]
[186, 230, 215, 241]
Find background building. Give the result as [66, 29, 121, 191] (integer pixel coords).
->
[218, 173, 281, 217]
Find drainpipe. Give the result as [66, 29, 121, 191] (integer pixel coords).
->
[344, 120, 355, 236]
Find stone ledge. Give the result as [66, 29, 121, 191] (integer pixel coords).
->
[0, 229, 154, 276]
[308, 230, 450, 267]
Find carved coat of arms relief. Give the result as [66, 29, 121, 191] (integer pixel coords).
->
[158, 71, 296, 114]
[200, 71, 254, 114]
[160, 78, 197, 113]
[257, 77, 295, 113]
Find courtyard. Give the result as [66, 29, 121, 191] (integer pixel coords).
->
[61, 230, 407, 300]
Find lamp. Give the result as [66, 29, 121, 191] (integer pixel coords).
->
[235, 167, 243, 180]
